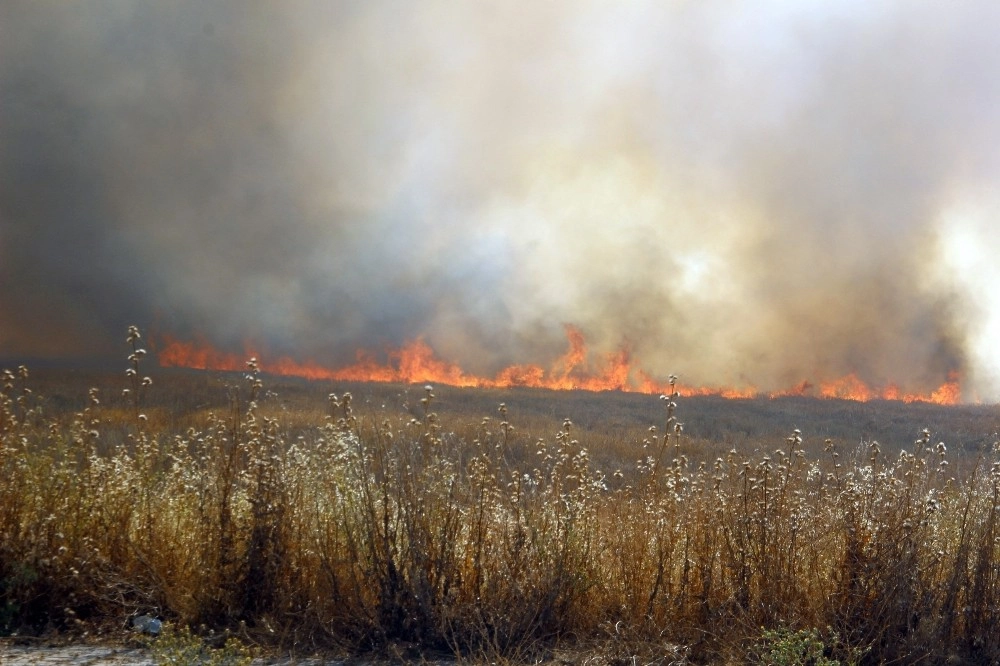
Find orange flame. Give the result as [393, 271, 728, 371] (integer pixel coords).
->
[819, 373, 874, 402]
[155, 327, 964, 405]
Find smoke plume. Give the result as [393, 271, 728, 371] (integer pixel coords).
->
[3, 1, 1000, 398]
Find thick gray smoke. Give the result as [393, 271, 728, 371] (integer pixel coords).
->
[4, 1, 1000, 398]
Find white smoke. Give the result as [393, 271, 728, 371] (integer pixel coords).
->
[4, 1, 1000, 398]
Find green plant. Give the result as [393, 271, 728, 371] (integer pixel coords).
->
[148, 623, 254, 666]
[753, 627, 840, 666]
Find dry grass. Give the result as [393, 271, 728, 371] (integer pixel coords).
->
[2, 333, 1000, 664]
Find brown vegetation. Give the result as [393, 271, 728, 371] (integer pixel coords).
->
[2, 333, 1000, 664]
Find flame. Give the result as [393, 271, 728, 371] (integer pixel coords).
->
[156, 335, 250, 372]
[155, 327, 964, 404]
[818, 373, 874, 402]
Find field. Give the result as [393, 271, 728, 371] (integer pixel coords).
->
[3, 354, 1000, 665]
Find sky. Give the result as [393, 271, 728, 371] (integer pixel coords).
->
[4, 1, 1000, 399]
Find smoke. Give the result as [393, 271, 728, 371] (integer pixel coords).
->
[3, 0, 1000, 398]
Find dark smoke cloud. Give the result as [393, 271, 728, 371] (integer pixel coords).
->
[3, 1, 1000, 398]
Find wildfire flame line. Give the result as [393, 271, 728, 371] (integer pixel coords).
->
[155, 325, 962, 405]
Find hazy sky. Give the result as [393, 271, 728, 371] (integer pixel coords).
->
[4, 1, 1000, 398]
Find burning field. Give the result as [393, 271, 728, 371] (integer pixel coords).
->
[157, 324, 964, 405]
[3, 338, 1000, 663]
[7, 1, 1000, 663]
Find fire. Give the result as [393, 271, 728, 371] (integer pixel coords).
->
[156, 327, 964, 405]
[156, 335, 249, 372]
[818, 374, 874, 402]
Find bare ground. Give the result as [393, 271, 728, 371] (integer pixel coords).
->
[0, 641, 343, 665]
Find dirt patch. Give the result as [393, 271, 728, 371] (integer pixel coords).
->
[0, 644, 156, 665]
[0, 642, 340, 665]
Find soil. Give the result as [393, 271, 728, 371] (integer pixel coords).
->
[0, 640, 340, 665]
